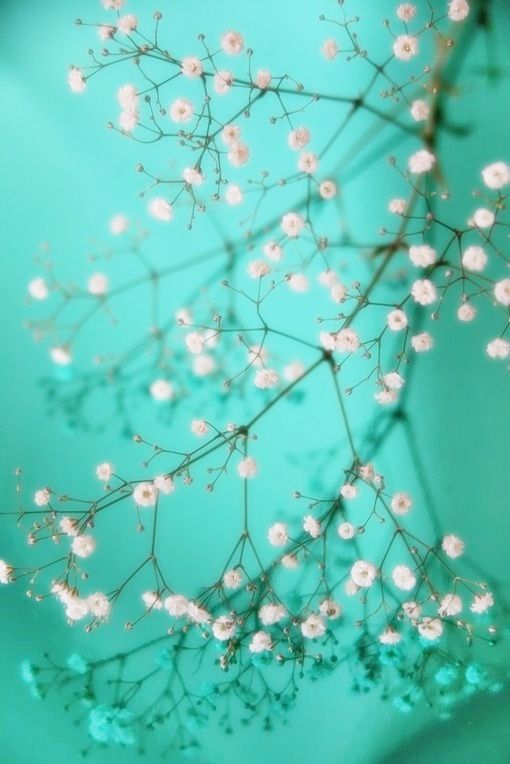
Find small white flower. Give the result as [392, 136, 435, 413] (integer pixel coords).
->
[221, 30, 244, 55]
[303, 515, 321, 538]
[393, 35, 418, 61]
[408, 149, 436, 174]
[482, 161, 510, 190]
[409, 244, 436, 268]
[301, 613, 326, 638]
[34, 488, 51, 507]
[281, 212, 305, 238]
[338, 522, 355, 540]
[190, 418, 209, 437]
[268, 522, 288, 547]
[411, 332, 434, 352]
[387, 309, 408, 331]
[28, 277, 49, 300]
[487, 338, 510, 360]
[237, 457, 258, 479]
[379, 627, 401, 645]
[249, 631, 273, 653]
[462, 245, 487, 272]
[153, 475, 175, 495]
[494, 278, 510, 306]
[321, 38, 339, 60]
[438, 593, 462, 617]
[142, 591, 163, 610]
[391, 492, 412, 515]
[96, 462, 113, 481]
[164, 594, 189, 617]
[392, 564, 416, 591]
[71, 534, 96, 559]
[351, 560, 377, 588]
[150, 379, 174, 402]
[259, 603, 286, 625]
[411, 278, 437, 306]
[223, 569, 243, 590]
[254, 368, 279, 389]
[169, 97, 194, 123]
[442, 534, 465, 559]
[417, 617, 443, 641]
[319, 599, 342, 620]
[0, 560, 13, 584]
[132, 482, 158, 507]
[470, 592, 494, 614]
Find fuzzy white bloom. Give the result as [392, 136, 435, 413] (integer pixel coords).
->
[409, 244, 436, 267]
[379, 627, 402, 645]
[59, 516, 79, 537]
[50, 346, 72, 366]
[34, 488, 51, 507]
[382, 372, 405, 390]
[389, 198, 406, 215]
[268, 522, 289, 547]
[190, 418, 208, 437]
[132, 482, 158, 507]
[96, 462, 113, 481]
[142, 591, 163, 610]
[228, 142, 250, 167]
[448, 0, 470, 21]
[392, 564, 417, 591]
[119, 109, 138, 132]
[281, 553, 299, 569]
[193, 354, 216, 376]
[411, 331, 434, 352]
[87, 592, 110, 618]
[150, 379, 174, 402]
[494, 279, 510, 306]
[442, 534, 465, 559]
[164, 594, 189, 617]
[487, 338, 510, 360]
[288, 126, 311, 150]
[221, 30, 244, 55]
[298, 152, 318, 174]
[411, 278, 437, 305]
[169, 97, 194, 123]
[462, 245, 487, 272]
[288, 273, 309, 293]
[153, 475, 175, 495]
[470, 592, 494, 614]
[109, 213, 129, 235]
[237, 456, 258, 479]
[182, 167, 203, 186]
[417, 617, 443, 641]
[247, 259, 271, 279]
[333, 328, 361, 353]
[338, 522, 355, 540]
[470, 207, 495, 229]
[410, 99, 430, 122]
[28, 277, 49, 300]
[222, 124, 242, 146]
[263, 241, 283, 261]
[281, 212, 305, 238]
[214, 70, 234, 94]
[351, 560, 377, 588]
[301, 613, 326, 638]
[255, 69, 272, 89]
[283, 361, 305, 381]
[71, 534, 96, 559]
[393, 35, 418, 61]
[117, 84, 138, 110]
[259, 603, 286, 625]
[340, 483, 358, 500]
[187, 602, 210, 624]
[458, 303, 477, 322]
[223, 569, 243, 590]
[225, 184, 243, 205]
[391, 491, 413, 515]
[249, 631, 273, 653]
[118, 14, 137, 34]
[375, 389, 398, 406]
[68, 67, 86, 93]
[408, 149, 436, 174]
[87, 273, 108, 296]
[438, 593, 463, 617]
[0, 560, 13, 584]
[397, 4, 417, 21]
[402, 600, 422, 618]
[303, 515, 321, 538]
[98, 25, 115, 41]
[181, 57, 203, 78]
[319, 598, 342, 620]
[387, 309, 408, 331]
[321, 38, 339, 60]
[254, 368, 279, 389]
[482, 161, 510, 190]
[65, 597, 89, 621]
[148, 197, 173, 222]
[330, 284, 347, 307]
[185, 332, 205, 354]
[319, 180, 337, 199]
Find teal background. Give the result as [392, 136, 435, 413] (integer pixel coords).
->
[1, 1, 509, 762]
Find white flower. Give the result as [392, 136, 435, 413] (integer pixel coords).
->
[319, 599, 342, 620]
[351, 560, 377, 588]
[409, 244, 436, 267]
[169, 97, 194, 123]
[109, 214, 129, 235]
[228, 142, 250, 167]
[301, 613, 326, 638]
[392, 564, 416, 591]
[187, 602, 210, 624]
[237, 457, 258, 479]
[389, 198, 406, 215]
[28, 277, 49, 300]
[338, 522, 355, 540]
[142, 591, 163, 610]
[442, 534, 465, 559]
[263, 241, 283, 262]
[288, 273, 309, 292]
[411, 278, 437, 305]
[417, 617, 443, 641]
[223, 569, 243, 590]
[410, 99, 430, 122]
[303, 515, 321, 538]
[182, 167, 203, 186]
[382, 372, 405, 390]
[487, 338, 510, 360]
[68, 67, 86, 93]
[268, 522, 288, 547]
[379, 627, 401, 645]
[408, 149, 436, 174]
[225, 184, 243, 205]
[148, 197, 173, 222]
[117, 84, 138, 110]
[247, 259, 271, 279]
[471, 208, 495, 229]
[391, 492, 413, 515]
[393, 35, 418, 61]
[96, 462, 113, 481]
[221, 30, 244, 55]
[319, 180, 337, 199]
[118, 14, 137, 34]
[191, 418, 208, 437]
[321, 327, 360, 353]
[411, 331, 434, 352]
[193, 354, 216, 376]
[462, 245, 487, 272]
[87, 592, 110, 618]
[397, 4, 417, 21]
[255, 69, 271, 89]
[494, 278, 510, 306]
[0, 560, 13, 584]
[259, 603, 286, 625]
[153, 475, 175, 495]
[71, 534, 96, 559]
[448, 0, 470, 21]
[249, 631, 273, 653]
[375, 389, 397, 406]
[50, 346, 72, 366]
[281, 553, 299, 569]
[283, 361, 305, 381]
[288, 127, 310, 150]
[470, 592, 494, 614]
[457, 302, 477, 322]
[65, 597, 89, 621]
[185, 332, 205, 354]
[164, 594, 188, 617]
[132, 482, 158, 507]
[150, 379, 174, 402]
[214, 70, 234, 94]
[402, 600, 422, 618]
[60, 517, 79, 537]
[298, 152, 318, 174]
[438, 593, 462, 617]
[34, 488, 51, 507]
[181, 57, 203, 78]
[387, 309, 408, 331]
[254, 368, 279, 389]
[321, 38, 339, 60]
[345, 580, 360, 596]
[482, 161, 510, 190]
[281, 212, 305, 238]
[340, 483, 358, 500]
